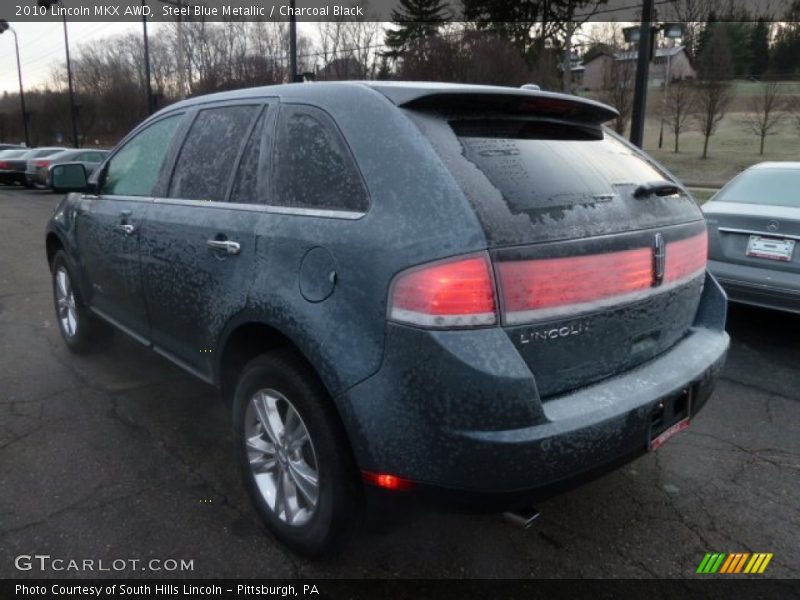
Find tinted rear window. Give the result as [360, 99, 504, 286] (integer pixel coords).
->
[451, 119, 669, 212]
[714, 168, 800, 208]
[273, 105, 368, 213]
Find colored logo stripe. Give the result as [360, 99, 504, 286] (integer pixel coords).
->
[698, 553, 773, 574]
[697, 553, 726, 573]
[720, 553, 749, 573]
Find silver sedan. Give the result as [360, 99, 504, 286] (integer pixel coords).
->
[704, 162, 800, 314]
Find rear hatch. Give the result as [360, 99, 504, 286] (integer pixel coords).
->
[704, 166, 800, 271]
[402, 90, 707, 398]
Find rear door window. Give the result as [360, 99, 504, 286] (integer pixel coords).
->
[272, 105, 368, 214]
[169, 105, 259, 202]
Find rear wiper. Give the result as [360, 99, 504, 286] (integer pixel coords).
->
[633, 181, 682, 198]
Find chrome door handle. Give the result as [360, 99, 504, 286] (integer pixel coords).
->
[206, 240, 241, 255]
[115, 224, 135, 235]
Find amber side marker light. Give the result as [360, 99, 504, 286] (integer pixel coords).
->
[362, 471, 414, 491]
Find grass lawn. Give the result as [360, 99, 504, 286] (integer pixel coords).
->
[642, 112, 800, 187]
[687, 187, 717, 204]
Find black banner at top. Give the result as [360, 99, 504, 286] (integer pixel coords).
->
[1, 0, 796, 23]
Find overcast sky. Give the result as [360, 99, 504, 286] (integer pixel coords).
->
[0, 21, 319, 95]
[0, 22, 151, 94]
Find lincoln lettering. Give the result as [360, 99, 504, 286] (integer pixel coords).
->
[519, 322, 589, 344]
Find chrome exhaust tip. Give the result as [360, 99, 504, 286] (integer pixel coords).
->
[503, 507, 540, 529]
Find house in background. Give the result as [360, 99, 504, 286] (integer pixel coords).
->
[580, 45, 696, 91]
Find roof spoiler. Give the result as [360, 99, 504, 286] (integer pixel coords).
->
[369, 84, 618, 125]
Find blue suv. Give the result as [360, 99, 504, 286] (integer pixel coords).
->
[45, 82, 729, 555]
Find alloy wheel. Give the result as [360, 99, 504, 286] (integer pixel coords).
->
[245, 388, 319, 527]
[55, 267, 78, 338]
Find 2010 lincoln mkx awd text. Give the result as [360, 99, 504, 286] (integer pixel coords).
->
[45, 81, 729, 555]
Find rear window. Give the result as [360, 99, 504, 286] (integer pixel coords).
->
[33, 149, 64, 158]
[714, 168, 800, 208]
[451, 119, 669, 212]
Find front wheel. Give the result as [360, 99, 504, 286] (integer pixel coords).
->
[51, 250, 105, 353]
[232, 352, 359, 556]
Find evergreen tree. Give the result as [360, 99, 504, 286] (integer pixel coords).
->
[749, 18, 770, 78]
[694, 12, 718, 61]
[383, 0, 451, 61]
[771, 23, 800, 77]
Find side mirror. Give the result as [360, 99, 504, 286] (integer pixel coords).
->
[51, 163, 90, 193]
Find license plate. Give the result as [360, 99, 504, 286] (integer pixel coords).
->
[746, 235, 795, 262]
[650, 418, 690, 451]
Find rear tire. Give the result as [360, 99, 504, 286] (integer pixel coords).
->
[232, 352, 359, 556]
[51, 250, 107, 353]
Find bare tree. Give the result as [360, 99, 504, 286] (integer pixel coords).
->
[315, 18, 382, 80]
[745, 80, 787, 155]
[398, 29, 531, 86]
[695, 27, 734, 159]
[665, 81, 697, 153]
[662, 0, 722, 55]
[558, 0, 607, 92]
[790, 94, 800, 134]
[599, 57, 635, 135]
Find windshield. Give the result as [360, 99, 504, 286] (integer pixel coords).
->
[714, 168, 800, 209]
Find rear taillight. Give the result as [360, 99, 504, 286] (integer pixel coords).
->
[496, 231, 708, 324]
[388, 253, 497, 328]
[498, 247, 654, 323]
[665, 230, 708, 283]
[388, 232, 707, 329]
[0, 161, 8, 169]
[34, 160, 51, 168]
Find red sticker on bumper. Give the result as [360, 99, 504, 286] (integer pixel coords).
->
[650, 418, 690, 451]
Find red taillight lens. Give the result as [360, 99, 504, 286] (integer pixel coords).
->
[389, 253, 497, 328]
[34, 160, 51, 168]
[498, 247, 654, 323]
[497, 231, 708, 324]
[362, 471, 414, 491]
[665, 231, 708, 283]
[0, 161, 8, 169]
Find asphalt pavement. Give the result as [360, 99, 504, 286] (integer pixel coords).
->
[1, 186, 798, 579]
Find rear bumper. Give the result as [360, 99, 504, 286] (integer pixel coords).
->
[0, 171, 25, 185]
[709, 259, 800, 314]
[339, 273, 729, 504]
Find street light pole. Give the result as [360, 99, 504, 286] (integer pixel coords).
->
[289, 0, 297, 82]
[0, 22, 31, 146]
[142, 0, 154, 114]
[62, 14, 79, 147]
[629, 0, 654, 148]
[37, 1, 79, 146]
[11, 28, 30, 147]
[658, 51, 671, 149]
